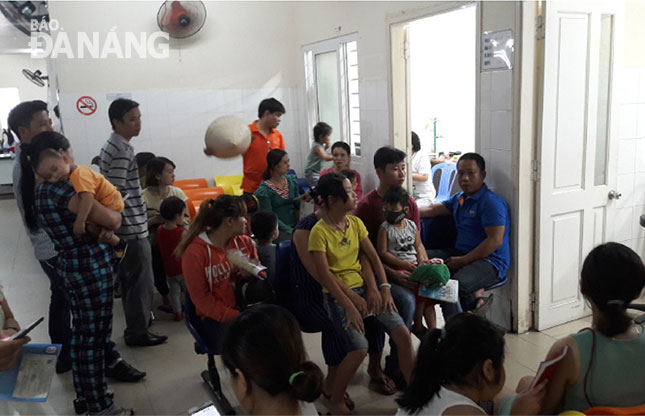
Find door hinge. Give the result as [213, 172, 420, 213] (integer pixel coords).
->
[403, 40, 410, 61]
[531, 160, 541, 182]
[535, 14, 545, 40]
[529, 292, 537, 312]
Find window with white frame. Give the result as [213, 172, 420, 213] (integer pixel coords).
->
[304, 34, 361, 156]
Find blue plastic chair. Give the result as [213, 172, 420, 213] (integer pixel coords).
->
[297, 178, 310, 195]
[431, 162, 458, 203]
[274, 240, 292, 307]
[184, 293, 235, 415]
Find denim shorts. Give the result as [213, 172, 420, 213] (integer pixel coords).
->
[324, 286, 405, 351]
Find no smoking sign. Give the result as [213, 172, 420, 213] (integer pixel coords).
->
[76, 96, 97, 116]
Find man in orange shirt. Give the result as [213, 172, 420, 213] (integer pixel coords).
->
[241, 98, 286, 194]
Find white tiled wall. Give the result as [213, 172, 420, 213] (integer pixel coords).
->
[58, 88, 307, 183]
[479, 68, 515, 330]
[612, 68, 645, 258]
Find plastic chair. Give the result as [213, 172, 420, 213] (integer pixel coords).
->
[296, 178, 310, 195]
[274, 240, 292, 307]
[431, 162, 458, 203]
[184, 186, 225, 200]
[583, 405, 645, 415]
[213, 175, 243, 196]
[174, 178, 208, 191]
[186, 198, 202, 219]
[184, 292, 235, 415]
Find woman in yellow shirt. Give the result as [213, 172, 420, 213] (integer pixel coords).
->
[308, 172, 415, 415]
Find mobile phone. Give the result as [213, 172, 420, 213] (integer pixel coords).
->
[8, 316, 44, 341]
[188, 402, 221, 416]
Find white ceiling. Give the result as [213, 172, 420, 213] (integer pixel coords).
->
[0, 5, 33, 54]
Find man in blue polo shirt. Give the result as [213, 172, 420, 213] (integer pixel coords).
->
[420, 152, 510, 317]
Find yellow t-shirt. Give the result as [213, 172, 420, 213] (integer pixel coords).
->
[308, 215, 368, 290]
[69, 165, 124, 212]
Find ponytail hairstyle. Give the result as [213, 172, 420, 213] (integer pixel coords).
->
[262, 149, 287, 180]
[20, 131, 71, 230]
[173, 194, 246, 257]
[397, 314, 505, 414]
[580, 242, 645, 337]
[309, 172, 348, 208]
[222, 304, 323, 403]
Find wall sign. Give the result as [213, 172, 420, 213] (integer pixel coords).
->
[481, 29, 514, 71]
[76, 96, 97, 116]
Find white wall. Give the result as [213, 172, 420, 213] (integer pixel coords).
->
[47, 1, 305, 180]
[613, 0, 645, 258]
[290, 1, 431, 193]
[0, 54, 48, 103]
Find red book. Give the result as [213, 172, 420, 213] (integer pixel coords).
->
[531, 345, 569, 388]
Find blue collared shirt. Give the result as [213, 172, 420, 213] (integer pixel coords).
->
[442, 183, 510, 277]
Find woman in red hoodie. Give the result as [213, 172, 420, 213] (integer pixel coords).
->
[175, 195, 258, 348]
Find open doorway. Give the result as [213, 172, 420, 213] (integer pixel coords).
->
[390, 3, 477, 201]
[409, 5, 477, 159]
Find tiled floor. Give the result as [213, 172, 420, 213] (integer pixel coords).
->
[0, 198, 594, 415]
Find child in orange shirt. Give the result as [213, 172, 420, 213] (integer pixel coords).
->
[34, 146, 126, 253]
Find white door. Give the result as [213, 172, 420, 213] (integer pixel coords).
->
[536, 0, 623, 330]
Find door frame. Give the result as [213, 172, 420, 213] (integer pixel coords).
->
[388, 1, 480, 192]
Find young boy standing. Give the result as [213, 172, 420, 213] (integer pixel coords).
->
[250, 211, 279, 285]
[156, 197, 189, 321]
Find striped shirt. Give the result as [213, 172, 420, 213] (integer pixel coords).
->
[99, 132, 148, 240]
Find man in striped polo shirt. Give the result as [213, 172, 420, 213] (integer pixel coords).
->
[100, 98, 167, 347]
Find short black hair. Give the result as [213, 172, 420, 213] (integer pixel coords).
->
[135, 152, 156, 168]
[313, 122, 332, 142]
[457, 152, 486, 172]
[145, 156, 176, 187]
[160, 196, 186, 221]
[251, 211, 278, 241]
[383, 186, 410, 208]
[108, 98, 139, 128]
[373, 146, 406, 171]
[411, 131, 421, 152]
[7, 100, 48, 139]
[258, 98, 285, 119]
[340, 169, 355, 182]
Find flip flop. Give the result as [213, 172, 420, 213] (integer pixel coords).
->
[472, 294, 494, 317]
[368, 375, 397, 396]
[322, 391, 355, 411]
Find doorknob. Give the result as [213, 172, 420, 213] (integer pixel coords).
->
[608, 190, 622, 200]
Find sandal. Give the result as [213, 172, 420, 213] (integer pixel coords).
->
[472, 294, 494, 317]
[368, 375, 397, 396]
[322, 391, 355, 411]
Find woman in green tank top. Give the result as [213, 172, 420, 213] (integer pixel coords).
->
[539, 242, 645, 413]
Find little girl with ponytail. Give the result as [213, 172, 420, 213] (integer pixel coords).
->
[222, 304, 323, 415]
[397, 313, 546, 415]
